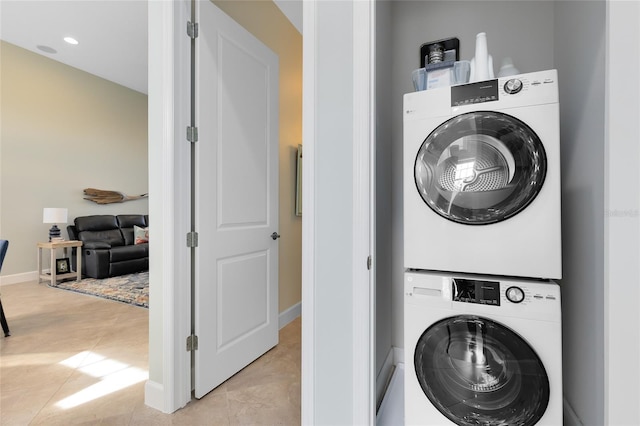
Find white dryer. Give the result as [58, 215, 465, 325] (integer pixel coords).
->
[404, 270, 562, 426]
[403, 69, 561, 279]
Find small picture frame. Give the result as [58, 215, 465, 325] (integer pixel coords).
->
[56, 258, 70, 274]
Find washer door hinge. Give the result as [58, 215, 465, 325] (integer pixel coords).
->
[186, 334, 199, 351]
[187, 21, 199, 39]
[187, 126, 198, 143]
[187, 231, 199, 248]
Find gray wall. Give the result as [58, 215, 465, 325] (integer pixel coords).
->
[382, 1, 629, 425]
[374, 0, 393, 392]
[554, 2, 606, 424]
[604, 1, 640, 423]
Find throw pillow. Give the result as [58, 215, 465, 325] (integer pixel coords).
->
[134, 225, 149, 244]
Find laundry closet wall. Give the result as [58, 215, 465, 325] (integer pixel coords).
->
[374, 1, 636, 425]
[377, 0, 554, 399]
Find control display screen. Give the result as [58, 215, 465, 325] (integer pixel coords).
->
[452, 279, 500, 306]
[451, 79, 499, 107]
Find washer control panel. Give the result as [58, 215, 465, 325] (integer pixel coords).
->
[405, 271, 561, 320]
[452, 278, 500, 306]
[451, 279, 558, 306]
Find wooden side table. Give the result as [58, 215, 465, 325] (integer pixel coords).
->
[37, 240, 83, 285]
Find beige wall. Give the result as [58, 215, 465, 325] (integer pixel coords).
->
[0, 41, 148, 277]
[212, 0, 302, 313]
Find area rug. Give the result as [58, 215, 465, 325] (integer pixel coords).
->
[48, 272, 148, 308]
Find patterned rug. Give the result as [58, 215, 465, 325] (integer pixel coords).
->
[48, 271, 148, 308]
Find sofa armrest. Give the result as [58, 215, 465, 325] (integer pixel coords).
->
[83, 241, 111, 250]
[82, 246, 111, 278]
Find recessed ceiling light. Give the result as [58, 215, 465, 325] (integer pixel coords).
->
[37, 45, 57, 54]
[64, 37, 79, 45]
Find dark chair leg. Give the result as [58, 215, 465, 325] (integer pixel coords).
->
[0, 299, 10, 337]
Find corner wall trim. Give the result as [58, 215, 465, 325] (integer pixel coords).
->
[144, 380, 166, 413]
[376, 347, 396, 409]
[279, 302, 301, 329]
[563, 398, 583, 426]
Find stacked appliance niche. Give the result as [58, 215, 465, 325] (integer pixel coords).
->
[403, 70, 563, 425]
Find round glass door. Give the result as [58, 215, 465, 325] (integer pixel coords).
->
[414, 315, 550, 426]
[414, 111, 546, 225]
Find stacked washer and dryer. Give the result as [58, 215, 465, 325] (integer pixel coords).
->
[403, 69, 563, 425]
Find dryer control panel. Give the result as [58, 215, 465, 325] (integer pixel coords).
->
[448, 69, 559, 109]
[451, 80, 499, 106]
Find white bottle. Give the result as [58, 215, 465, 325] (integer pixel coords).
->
[497, 57, 520, 77]
[469, 32, 495, 82]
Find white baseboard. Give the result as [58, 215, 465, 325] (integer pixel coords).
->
[278, 301, 301, 329]
[376, 346, 405, 410]
[144, 380, 170, 413]
[376, 363, 404, 426]
[376, 347, 396, 409]
[0, 271, 39, 286]
[563, 397, 583, 425]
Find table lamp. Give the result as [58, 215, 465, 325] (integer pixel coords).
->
[43, 208, 68, 241]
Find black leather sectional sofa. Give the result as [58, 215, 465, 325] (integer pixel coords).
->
[67, 214, 149, 279]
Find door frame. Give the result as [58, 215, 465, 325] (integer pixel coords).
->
[145, 0, 192, 413]
[301, 1, 375, 424]
[147, 0, 376, 419]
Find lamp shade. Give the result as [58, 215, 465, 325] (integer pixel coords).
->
[43, 208, 68, 224]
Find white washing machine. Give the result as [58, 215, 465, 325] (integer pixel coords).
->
[404, 270, 562, 426]
[403, 69, 561, 279]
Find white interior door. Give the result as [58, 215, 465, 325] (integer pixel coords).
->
[194, 0, 279, 399]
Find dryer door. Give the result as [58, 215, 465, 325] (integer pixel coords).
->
[414, 111, 546, 224]
[414, 315, 550, 426]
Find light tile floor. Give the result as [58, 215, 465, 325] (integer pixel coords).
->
[0, 281, 301, 425]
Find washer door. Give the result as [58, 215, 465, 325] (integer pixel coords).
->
[414, 315, 550, 426]
[414, 111, 546, 225]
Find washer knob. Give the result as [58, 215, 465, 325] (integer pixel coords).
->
[504, 79, 523, 94]
[506, 286, 525, 303]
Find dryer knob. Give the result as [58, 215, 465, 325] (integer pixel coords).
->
[506, 286, 525, 303]
[504, 78, 523, 94]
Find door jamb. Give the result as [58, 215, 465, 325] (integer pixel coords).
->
[301, 0, 316, 422]
[302, 0, 375, 423]
[145, 0, 192, 413]
[352, 1, 376, 423]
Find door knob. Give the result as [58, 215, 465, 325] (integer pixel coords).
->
[271, 232, 281, 240]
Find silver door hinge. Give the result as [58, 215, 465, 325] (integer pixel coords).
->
[367, 255, 372, 270]
[187, 126, 198, 143]
[187, 21, 199, 39]
[186, 335, 199, 351]
[187, 231, 199, 248]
